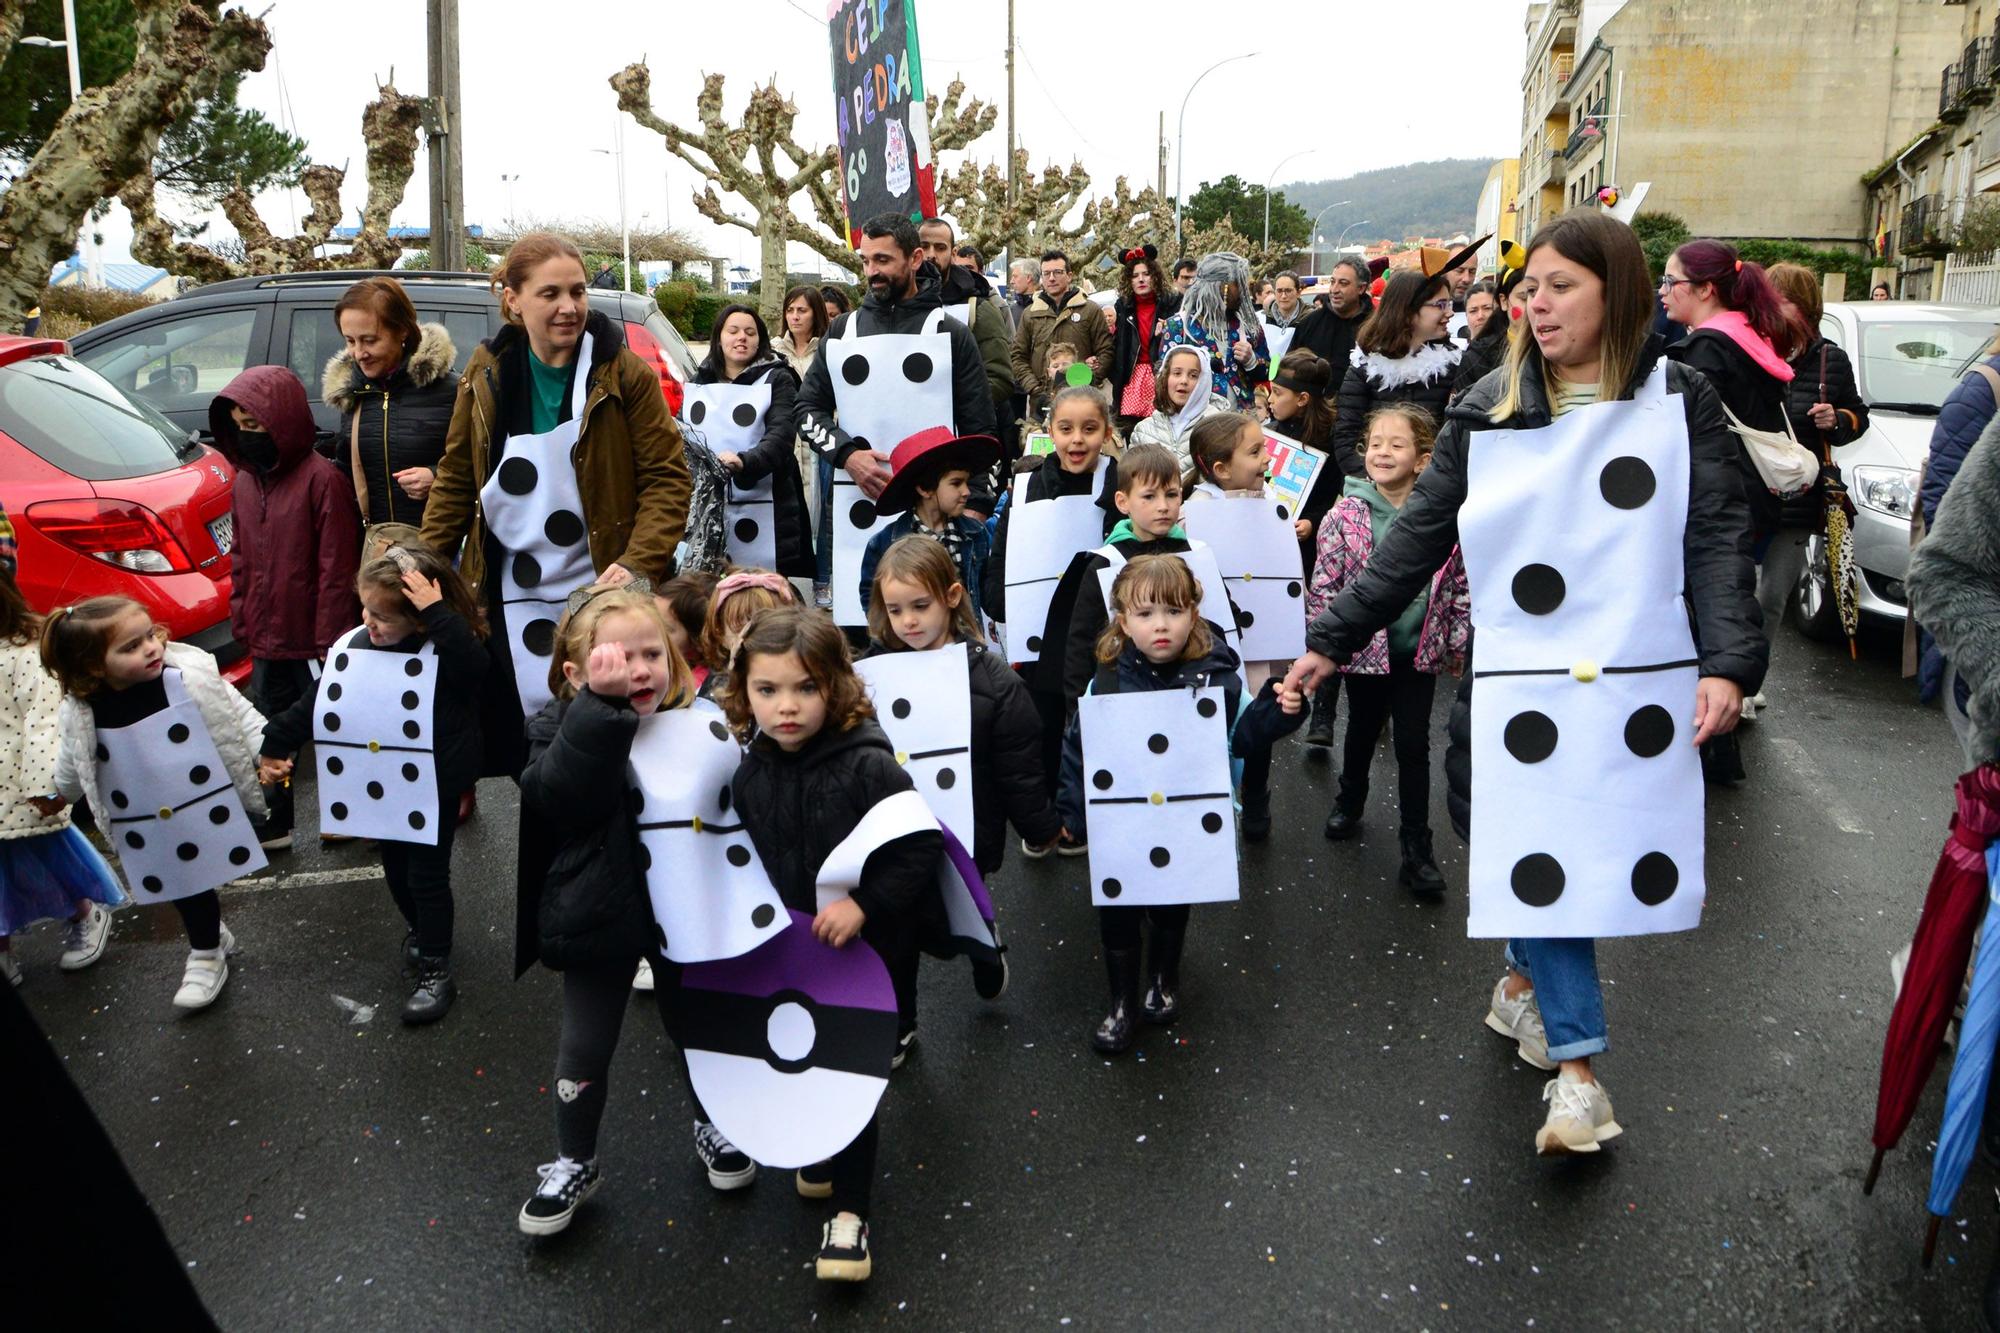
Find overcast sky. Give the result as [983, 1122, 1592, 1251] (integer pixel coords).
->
[92, 0, 1531, 272]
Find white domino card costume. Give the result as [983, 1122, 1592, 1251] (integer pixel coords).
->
[1457, 362, 1704, 939]
[1180, 495, 1308, 660]
[96, 667, 266, 901]
[1077, 687, 1238, 908]
[1000, 460, 1110, 663]
[855, 645, 974, 846]
[629, 710, 787, 964]
[684, 381, 778, 569]
[313, 629, 440, 844]
[478, 331, 597, 718]
[1093, 541, 1240, 649]
[1259, 319, 1296, 363]
[826, 307, 954, 625]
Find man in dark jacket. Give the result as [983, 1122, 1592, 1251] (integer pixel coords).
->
[797, 213, 997, 514]
[1009, 250, 1114, 398]
[1294, 257, 1374, 396]
[211, 364, 363, 844]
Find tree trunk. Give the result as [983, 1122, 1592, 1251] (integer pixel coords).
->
[757, 215, 788, 329]
[0, 1, 270, 328]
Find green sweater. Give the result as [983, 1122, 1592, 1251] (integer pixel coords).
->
[527, 349, 573, 435]
[1344, 475, 1429, 656]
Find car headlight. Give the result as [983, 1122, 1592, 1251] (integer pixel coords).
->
[1851, 465, 1918, 519]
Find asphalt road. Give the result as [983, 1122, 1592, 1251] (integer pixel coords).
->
[11, 616, 1988, 1331]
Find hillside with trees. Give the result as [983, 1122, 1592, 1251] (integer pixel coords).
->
[1283, 159, 1496, 242]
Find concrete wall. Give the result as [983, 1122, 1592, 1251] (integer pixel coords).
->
[1597, 0, 1958, 241]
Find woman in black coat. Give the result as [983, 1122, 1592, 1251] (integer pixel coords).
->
[1107, 246, 1181, 436]
[697, 303, 813, 578]
[326, 277, 460, 529]
[1331, 269, 1462, 476]
[1285, 213, 1765, 1159]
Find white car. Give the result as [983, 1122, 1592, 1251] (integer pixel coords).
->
[1793, 301, 2000, 639]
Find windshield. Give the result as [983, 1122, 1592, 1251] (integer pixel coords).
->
[1854, 319, 1998, 410]
[0, 353, 199, 480]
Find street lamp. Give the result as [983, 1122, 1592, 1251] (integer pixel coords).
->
[1174, 52, 1258, 254]
[1308, 200, 1352, 274]
[1262, 150, 1317, 253]
[499, 174, 522, 231]
[1335, 219, 1371, 251]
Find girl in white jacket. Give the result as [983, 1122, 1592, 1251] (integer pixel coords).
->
[0, 562, 123, 987]
[42, 596, 269, 1010]
[1129, 345, 1231, 470]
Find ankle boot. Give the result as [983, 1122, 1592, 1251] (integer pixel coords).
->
[402, 954, 456, 1025]
[1304, 686, 1335, 750]
[401, 929, 421, 981]
[1092, 948, 1142, 1054]
[1238, 748, 1273, 843]
[1323, 776, 1365, 840]
[1142, 920, 1187, 1025]
[1398, 828, 1447, 897]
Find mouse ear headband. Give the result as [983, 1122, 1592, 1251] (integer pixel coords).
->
[1121, 244, 1159, 266]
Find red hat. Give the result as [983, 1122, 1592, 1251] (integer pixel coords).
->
[874, 426, 1000, 517]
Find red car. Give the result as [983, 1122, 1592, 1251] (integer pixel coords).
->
[0, 336, 248, 685]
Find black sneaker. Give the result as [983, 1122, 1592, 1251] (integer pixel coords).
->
[693, 1120, 757, 1190]
[891, 1027, 917, 1070]
[972, 943, 1009, 1001]
[518, 1156, 600, 1235]
[795, 1160, 834, 1199]
[816, 1212, 872, 1282]
[401, 955, 456, 1025]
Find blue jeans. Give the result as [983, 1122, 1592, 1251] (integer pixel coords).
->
[815, 454, 835, 586]
[1505, 937, 1606, 1060]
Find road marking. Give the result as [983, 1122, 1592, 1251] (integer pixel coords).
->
[221, 865, 384, 894]
[1765, 735, 1873, 835]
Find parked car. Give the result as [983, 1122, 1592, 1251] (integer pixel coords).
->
[67, 270, 700, 447]
[1794, 301, 2000, 639]
[0, 336, 247, 684]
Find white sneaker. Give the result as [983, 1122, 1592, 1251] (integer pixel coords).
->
[172, 924, 236, 1010]
[1739, 691, 1766, 723]
[1484, 976, 1556, 1071]
[59, 901, 113, 971]
[633, 957, 656, 991]
[1535, 1071, 1623, 1155]
[0, 951, 19, 987]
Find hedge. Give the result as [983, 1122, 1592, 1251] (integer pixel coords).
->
[1630, 211, 1872, 299]
[655, 280, 728, 341]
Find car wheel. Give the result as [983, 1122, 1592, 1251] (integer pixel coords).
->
[1793, 531, 1844, 643]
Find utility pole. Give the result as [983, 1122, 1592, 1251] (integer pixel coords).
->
[1003, 0, 1016, 273]
[425, 0, 466, 272]
[1157, 112, 1167, 204]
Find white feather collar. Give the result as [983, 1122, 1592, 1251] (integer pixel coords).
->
[1350, 340, 1462, 389]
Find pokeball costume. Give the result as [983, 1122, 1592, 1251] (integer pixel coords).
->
[1303, 342, 1765, 1064]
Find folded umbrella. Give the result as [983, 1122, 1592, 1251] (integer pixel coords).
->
[1923, 837, 2000, 1264]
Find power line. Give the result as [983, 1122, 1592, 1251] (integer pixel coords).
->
[1012, 38, 1099, 156]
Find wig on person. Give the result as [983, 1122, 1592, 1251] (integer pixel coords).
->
[1184, 411, 1259, 490]
[38, 595, 160, 698]
[356, 541, 488, 639]
[867, 535, 984, 650]
[719, 604, 874, 742]
[1272, 350, 1335, 447]
[698, 303, 775, 379]
[698, 569, 797, 679]
[1182, 252, 1261, 340]
[546, 585, 690, 706]
[1095, 554, 1214, 664]
[1356, 269, 1450, 357]
[1365, 402, 1440, 457]
[492, 232, 586, 325]
[1115, 442, 1182, 495]
[1490, 213, 1656, 424]
[1673, 238, 1804, 357]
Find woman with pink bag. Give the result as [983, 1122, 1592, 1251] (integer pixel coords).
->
[1107, 245, 1180, 438]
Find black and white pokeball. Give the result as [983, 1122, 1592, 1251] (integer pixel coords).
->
[678, 909, 897, 1169]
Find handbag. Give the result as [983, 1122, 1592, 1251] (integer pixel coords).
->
[1719, 399, 1819, 498]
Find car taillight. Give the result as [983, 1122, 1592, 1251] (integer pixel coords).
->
[25, 498, 196, 573]
[624, 320, 685, 416]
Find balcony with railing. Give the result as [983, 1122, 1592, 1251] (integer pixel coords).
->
[1565, 98, 1609, 161]
[1902, 194, 1955, 257]
[1549, 51, 1574, 112]
[1942, 61, 1967, 122]
[1966, 37, 1996, 104]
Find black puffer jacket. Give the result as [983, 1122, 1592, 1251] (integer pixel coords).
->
[1109, 289, 1182, 407]
[259, 603, 488, 804]
[860, 637, 1062, 873]
[1293, 303, 1369, 395]
[731, 717, 944, 929]
[1778, 334, 1870, 526]
[982, 450, 1115, 626]
[1450, 315, 1510, 404]
[1332, 339, 1462, 478]
[515, 689, 655, 975]
[322, 322, 458, 529]
[1666, 326, 1791, 541]
[696, 356, 813, 577]
[1305, 337, 1767, 840]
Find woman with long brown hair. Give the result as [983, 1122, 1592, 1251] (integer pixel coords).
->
[1108, 245, 1181, 437]
[325, 276, 458, 529]
[1330, 268, 1461, 477]
[421, 231, 692, 767]
[1286, 212, 1765, 1159]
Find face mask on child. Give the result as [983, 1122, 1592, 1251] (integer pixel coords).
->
[235, 430, 278, 472]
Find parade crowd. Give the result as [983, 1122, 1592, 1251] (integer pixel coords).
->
[4, 206, 1998, 1292]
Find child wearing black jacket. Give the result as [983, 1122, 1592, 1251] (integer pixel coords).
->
[724, 604, 944, 1283]
[258, 543, 485, 1023]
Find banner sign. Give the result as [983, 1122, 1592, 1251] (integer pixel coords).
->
[827, 0, 936, 245]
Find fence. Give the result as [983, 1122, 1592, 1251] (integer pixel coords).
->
[1943, 251, 2000, 305]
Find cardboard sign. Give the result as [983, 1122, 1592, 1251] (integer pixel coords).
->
[1263, 432, 1328, 523]
[826, 0, 935, 244]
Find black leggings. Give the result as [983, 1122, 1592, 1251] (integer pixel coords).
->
[380, 791, 461, 956]
[1030, 686, 1066, 804]
[1098, 903, 1190, 951]
[173, 891, 221, 951]
[1336, 660, 1437, 831]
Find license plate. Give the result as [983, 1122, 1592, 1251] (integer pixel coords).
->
[208, 513, 235, 554]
